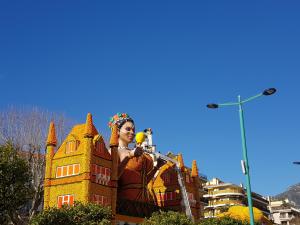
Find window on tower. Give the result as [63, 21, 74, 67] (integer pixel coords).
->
[56, 164, 80, 178]
[57, 194, 74, 208]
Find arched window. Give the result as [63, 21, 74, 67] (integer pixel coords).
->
[66, 140, 79, 154]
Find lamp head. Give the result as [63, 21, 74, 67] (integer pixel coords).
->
[207, 103, 219, 109]
[263, 88, 276, 96]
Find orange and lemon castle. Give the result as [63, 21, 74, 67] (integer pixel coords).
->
[44, 113, 206, 224]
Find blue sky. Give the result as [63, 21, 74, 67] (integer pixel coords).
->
[1, 1, 300, 196]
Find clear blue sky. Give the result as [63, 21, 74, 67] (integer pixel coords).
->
[1, 1, 300, 197]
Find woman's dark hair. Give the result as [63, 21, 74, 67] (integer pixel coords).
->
[117, 118, 134, 129]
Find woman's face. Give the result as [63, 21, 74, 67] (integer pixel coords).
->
[119, 121, 135, 144]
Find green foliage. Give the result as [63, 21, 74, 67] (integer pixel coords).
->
[198, 217, 259, 225]
[29, 202, 112, 225]
[142, 210, 194, 225]
[142, 211, 261, 225]
[0, 142, 33, 224]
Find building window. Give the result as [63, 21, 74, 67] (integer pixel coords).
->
[188, 192, 196, 206]
[91, 164, 111, 185]
[156, 191, 177, 201]
[188, 192, 194, 201]
[66, 140, 79, 154]
[57, 194, 74, 208]
[186, 174, 190, 183]
[93, 194, 110, 206]
[56, 164, 80, 178]
[162, 173, 170, 184]
[95, 140, 105, 153]
[166, 192, 174, 201]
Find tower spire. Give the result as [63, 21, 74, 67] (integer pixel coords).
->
[110, 124, 119, 147]
[46, 121, 57, 146]
[191, 160, 199, 178]
[177, 153, 185, 171]
[84, 113, 94, 138]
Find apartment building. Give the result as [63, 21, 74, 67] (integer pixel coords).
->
[203, 178, 269, 218]
[269, 198, 300, 225]
[198, 173, 208, 218]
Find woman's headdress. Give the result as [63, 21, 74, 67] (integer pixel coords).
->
[108, 113, 133, 129]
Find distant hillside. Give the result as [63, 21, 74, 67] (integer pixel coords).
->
[275, 183, 300, 207]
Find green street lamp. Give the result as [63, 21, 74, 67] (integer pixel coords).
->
[207, 88, 276, 225]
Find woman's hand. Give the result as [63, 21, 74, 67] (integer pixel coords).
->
[132, 146, 143, 157]
[156, 157, 166, 169]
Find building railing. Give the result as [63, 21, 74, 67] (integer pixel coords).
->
[204, 212, 215, 218]
[279, 214, 293, 219]
[208, 199, 243, 207]
[207, 188, 244, 196]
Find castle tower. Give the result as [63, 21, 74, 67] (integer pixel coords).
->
[44, 113, 114, 209]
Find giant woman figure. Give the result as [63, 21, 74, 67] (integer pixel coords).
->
[108, 113, 164, 202]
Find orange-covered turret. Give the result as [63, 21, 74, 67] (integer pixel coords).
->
[44, 121, 57, 208]
[46, 121, 57, 146]
[178, 153, 185, 171]
[191, 160, 199, 178]
[84, 113, 94, 138]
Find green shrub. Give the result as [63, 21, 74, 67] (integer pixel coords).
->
[30, 202, 112, 225]
[142, 210, 194, 225]
[198, 216, 260, 225]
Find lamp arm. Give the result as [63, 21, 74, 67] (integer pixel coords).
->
[241, 93, 263, 104]
[218, 102, 240, 107]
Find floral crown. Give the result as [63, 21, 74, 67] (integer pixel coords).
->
[108, 113, 133, 129]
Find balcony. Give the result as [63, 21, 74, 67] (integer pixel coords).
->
[279, 214, 293, 221]
[204, 188, 244, 198]
[204, 199, 244, 209]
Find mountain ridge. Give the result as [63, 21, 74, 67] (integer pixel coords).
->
[275, 183, 300, 207]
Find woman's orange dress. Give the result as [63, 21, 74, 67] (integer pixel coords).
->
[118, 153, 154, 202]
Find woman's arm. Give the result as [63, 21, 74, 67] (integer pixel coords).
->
[146, 157, 165, 183]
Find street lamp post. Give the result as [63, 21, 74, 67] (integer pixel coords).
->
[207, 88, 276, 225]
